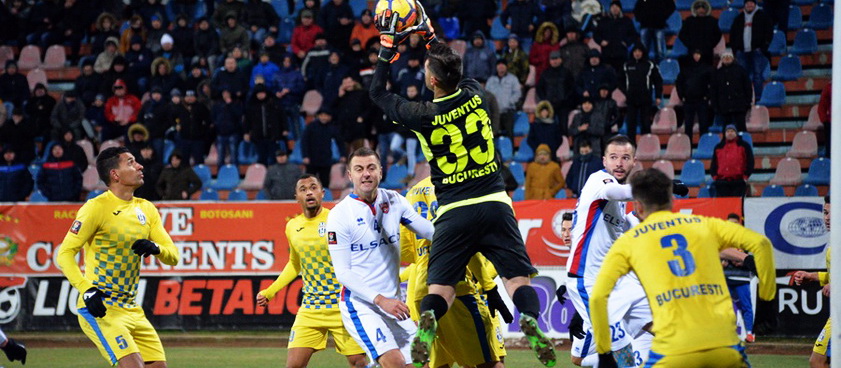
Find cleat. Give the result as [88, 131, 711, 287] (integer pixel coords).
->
[520, 314, 557, 367]
[411, 310, 437, 368]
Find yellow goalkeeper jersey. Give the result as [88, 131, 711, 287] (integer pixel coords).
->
[259, 208, 341, 309]
[591, 211, 776, 356]
[57, 190, 179, 308]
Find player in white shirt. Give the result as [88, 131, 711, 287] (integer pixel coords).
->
[327, 147, 435, 368]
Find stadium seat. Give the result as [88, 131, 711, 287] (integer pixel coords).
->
[795, 184, 820, 196]
[513, 111, 530, 137]
[82, 165, 107, 192]
[768, 30, 787, 56]
[663, 133, 691, 160]
[26, 68, 47, 92]
[652, 160, 675, 179]
[788, 5, 803, 29]
[76, 139, 95, 165]
[278, 17, 295, 44]
[807, 3, 833, 29]
[0, 46, 13, 67]
[719, 7, 739, 33]
[29, 190, 48, 202]
[348, 0, 368, 16]
[439, 17, 461, 40]
[677, 0, 694, 10]
[769, 157, 803, 186]
[746, 105, 770, 132]
[554, 189, 567, 199]
[757, 82, 785, 107]
[561, 160, 572, 177]
[805, 157, 830, 185]
[271, 0, 290, 17]
[449, 39, 467, 56]
[256, 190, 268, 200]
[738, 131, 753, 148]
[329, 162, 349, 190]
[773, 54, 802, 81]
[612, 89, 627, 108]
[18, 45, 41, 70]
[211, 164, 240, 190]
[330, 139, 341, 163]
[762, 184, 786, 197]
[289, 139, 303, 164]
[652, 107, 678, 134]
[86, 189, 105, 200]
[300, 90, 322, 116]
[227, 189, 248, 201]
[708, 0, 727, 8]
[99, 139, 122, 152]
[237, 140, 258, 165]
[497, 136, 514, 162]
[525, 65, 536, 87]
[659, 59, 679, 85]
[791, 29, 818, 55]
[490, 17, 510, 40]
[199, 188, 219, 201]
[513, 187, 525, 201]
[193, 164, 212, 187]
[636, 134, 662, 160]
[693, 133, 720, 159]
[204, 144, 218, 166]
[666, 12, 682, 35]
[513, 142, 534, 162]
[697, 185, 712, 198]
[680, 159, 706, 187]
[667, 87, 682, 108]
[43, 45, 66, 70]
[382, 164, 408, 189]
[805, 104, 824, 131]
[239, 163, 267, 190]
[522, 87, 537, 113]
[787, 130, 818, 158]
[556, 137, 572, 162]
[794, 0, 815, 5]
[163, 139, 175, 163]
[324, 189, 334, 201]
[667, 38, 688, 59]
[509, 162, 525, 184]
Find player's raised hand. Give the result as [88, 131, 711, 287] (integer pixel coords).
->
[485, 286, 514, 323]
[83, 287, 107, 318]
[375, 10, 402, 62]
[1, 338, 26, 365]
[410, 0, 437, 47]
[375, 295, 410, 320]
[256, 291, 271, 307]
[131, 239, 160, 258]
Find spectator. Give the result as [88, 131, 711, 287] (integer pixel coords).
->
[301, 108, 344, 188]
[675, 49, 714, 139]
[527, 101, 564, 158]
[135, 144, 162, 201]
[0, 108, 35, 164]
[26, 83, 57, 144]
[577, 49, 617, 98]
[50, 90, 86, 142]
[571, 0, 603, 28]
[456, 0, 497, 38]
[333, 75, 371, 153]
[570, 98, 606, 157]
[320, 51, 350, 107]
[566, 139, 604, 196]
[592, 84, 622, 142]
[100, 56, 137, 97]
[525, 144, 565, 199]
[818, 82, 831, 157]
[350, 9, 378, 51]
[728, 0, 774, 100]
[764, 0, 791, 33]
[403, 33, 427, 65]
[275, 54, 306, 138]
[536, 50, 576, 137]
[76, 61, 104, 108]
[91, 13, 120, 56]
[58, 129, 88, 172]
[251, 52, 280, 92]
[711, 50, 752, 132]
[138, 0, 167, 28]
[594, 1, 638, 73]
[193, 17, 220, 62]
[149, 57, 181, 95]
[125, 36, 154, 91]
[174, 90, 211, 165]
[501, 34, 530, 85]
[219, 12, 250, 58]
[103, 79, 141, 141]
[529, 22, 561, 82]
[139, 87, 171, 159]
[156, 151, 202, 200]
[319, 0, 354, 53]
[243, 0, 279, 45]
[6, 0, 29, 47]
[211, 89, 244, 166]
[302, 34, 332, 90]
[183, 62, 210, 92]
[485, 61, 522, 137]
[156, 34, 187, 78]
[396, 54, 425, 98]
[463, 31, 496, 83]
[558, 27, 588, 76]
[263, 150, 303, 200]
[346, 38, 368, 69]
[633, 0, 675, 62]
[291, 10, 324, 61]
[171, 15, 195, 60]
[245, 84, 287, 166]
[541, 0, 572, 30]
[501, 0, 542, 51]
[678, 0, 722, 65]
[37, 144, 82, 202]
[94, 37, 121, 74]
[85, 94, 107, 143]
[25, 0, 61, 47]
[0, 61, 30, 109]
[711, 124, 753, 197]
[211, 57, 248, 100]
[146, 15, 167, 54]
[260, 34, 286, 65]
[212, 0, 245, 29]
[52, 0, 86, 63]
[620, 45, 663, 143]
[119, 15, 147, 54]
[0, 148, 33, 202]
[126, 123, 150, 161]
[389, 85, 421, 181]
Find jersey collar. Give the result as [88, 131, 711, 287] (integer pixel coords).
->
[349, 193, 377, 215]
[433, 89, 463, 103]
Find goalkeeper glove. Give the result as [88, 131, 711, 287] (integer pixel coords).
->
[83, 287, 107, 318]
[672, 179, 689, 197]
[1, 338, 26, 365]
[411, 0, 438, 47]
[569, 311, 585, 339]
[556, 284, 568, 305]
[485, 286, 514, 324]
[375, 10, 411, 62]
[132, 239, 160, 258]
[597, 353, 618, 368]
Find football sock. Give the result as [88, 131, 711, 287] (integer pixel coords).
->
[420, 294, 449, 321]
[513, 286, 540, 319]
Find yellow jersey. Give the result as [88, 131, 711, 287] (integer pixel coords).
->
[259, 208, 341, 309]
[57, 190, 179, 308]
[819, 247, 831, 286]
[591, 211, 776, 356]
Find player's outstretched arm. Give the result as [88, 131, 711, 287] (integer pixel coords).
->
[148, 207, 179, 266]
[398, 195, 434, 240]
[713, 218, 776, 301]
[597, 182, 634, 201]
[258, 239, 302, 305]
[591, 241, 633, 355]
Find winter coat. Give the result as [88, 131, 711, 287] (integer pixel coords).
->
[91, 13, 119, 55]
[0, 161, 33, 202]
[211, 100, 244, 137]
[593, 12, 638, 62]
[212, 2, 246, 29]
[729, 8, 774, 54]
[485, 73, 523, 111]
[75, 71, 103, 107]
[244, 96, 286, 141]
[251, 61, 281, 92]
[173, 102, 211, 141]
[291, 23, 325, 56]
[264, 162, 303, 200]
[620, 57, 663, 106]
[502, 48, 531, 85]
[26, 93, 57, 140]
[527, 101, 565, 155]
[61, 140, 88, 173]
[156, 164, 202, 200]
[463, 31, 497, 83]
[136, 154, 162, 201]
[501, 0, 542, 38]
[0, 70, 30, 108]
[571, 110, 605, 156]
[211, 69, 248, 99]
[318, 0, 354, 32]
[125, 47, 154, 81]
[396, 65, 425, 97]
[633, 0, 676, 29]
[537, 65, 577, 110]
[219, 24, 250, 55]
[0, 117, 36, 164]
[50, 99, 86, 142]
[193, 27, 220, 58]
[301, 46, 331, 89]
[592, 96, 621, 136]
[333, 88, 371, 143]
[558, 40, 589, 76]
[140, 98, 171, 140]
[529, 22, 561, 81]
[577, 62, 618, 97]
[244, 0, 279, 29]
[155, 49, 186, 77]
[350, 21, 379, 49]
[171, 25, 195, 59]
[675, 58, 714, 103]
[301, 120, 344, 167]
[320, 63, 350, 107]
[567, 153, 604, 196]
[711, 62, 752, 114]
[525, 160, 565, 200]
[38, 157, 82, 202]
[105, 94, 142, 125]
[274, 66, 306, 107]
[678, 0, 722, 64]
[711, 136, 754, 180]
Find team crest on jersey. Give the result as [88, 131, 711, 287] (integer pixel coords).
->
[356, 217, 365, 226]
[318, 222, 326, 237]
[70, 220, 82, 234]
[603, 178, 614, 184]
[327, 231, 337, 244]
[380, 202, 390, 214]
[135, 207, 147, 225]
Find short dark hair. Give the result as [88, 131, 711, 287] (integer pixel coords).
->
[426, 42, 462, 92]
[604, 135, 636, 155]
[96, 146, 130, 185]
[825, 195, 830, 204]
[727, 213, 742, 222]
[348, 146, 380, 164]
[297, 173, 323, 188]
[562, 212, 573, 222]
[630, 168, 672, 209]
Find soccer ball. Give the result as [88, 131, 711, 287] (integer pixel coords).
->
[375, 0, 419, 32]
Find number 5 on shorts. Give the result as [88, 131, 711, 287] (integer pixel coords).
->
[116, 335, 128, 349]
[376, 328, 387, 342]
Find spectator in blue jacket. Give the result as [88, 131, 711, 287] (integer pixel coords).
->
[395, 54, 425, 98]
[212, 90, 244, 166]
[319, 51, 350, 108]
[275, 54, 306, 138]
[501, 0, 542, 51]
[0, 148, 34, 202]
[37, 144, 82, 202]
[301, 108, 344, 189]
[577, 49, 617, 98]
[463, 31, 497, 83]
[527, 101, 564, 160]
[251, 51, 281, 92]
[566, 140, 604, 197]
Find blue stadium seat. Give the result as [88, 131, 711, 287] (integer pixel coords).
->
[730, 0, 745, 8]
[513, 111, 530, 137]
[708, 0, 727, 8]
[795, 184, 820, 196]
[211, 164, 240, 190]
[757, 82, 786, 107]
[200, 188, 219, 201]
[794, 0, 816, 5]
[668, 38, 688, 59]
[29, 190, 48, 202]
[697, 185, 712, 198]
[237, 140, 259, 165]
[788, 5, 803, 29]
[331, 139, 341, 163]
[791, 28, 818, 55]
[349, 0, 369, 16]
[497, 136, 514, 162]
[86, 189, 104, 200]
[805, 157, 830, 185]
[554, 189, 567, 199]
[439, 17, 461, 40]
[513, 187, 525, 201]
[693, 133, 721, 159]
[768, 30, 787, 56]
[509, 162, 525, 184]
[807, 3, 833, 29]
[773, 54, 803, 81]
[289, 139, 303, 164]
[271, 0, 290, 17]
[38, 141, 58, 164]
[490, 17, 510, 40]
[762, 185, 785, 197]
[28, 164, 40, 179]
[278, 17, 295, 45]
[659, 58, 680, 85]
[163, 139, 175, 163]
[382, 164, 408, 189]
[621, 0, 636, 12]
[513, 142, 534, 162]
[677, 0, 694, 10]
[256, 190, 268, 200]
[680, 159, 707, 187]
[666, 12, 682, 35]
[324, 189, 334, 201]
[719, 8, 740, 33]
[738, 132, 753, 148]
[193, 164, 212, 187]
[227, 189, 248, 201]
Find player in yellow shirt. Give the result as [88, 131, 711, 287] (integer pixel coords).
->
[590, 169, 776, 368]
[256, 173, 367, 368]
[401, 176, 508, 368]
[57, 147, 180, 368]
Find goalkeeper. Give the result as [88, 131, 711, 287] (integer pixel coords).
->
[0, 328, 26, 365]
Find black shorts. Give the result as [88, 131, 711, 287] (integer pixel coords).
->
[427, 200, 537, 286]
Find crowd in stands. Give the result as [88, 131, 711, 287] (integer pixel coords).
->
[0, 0, 826, 203]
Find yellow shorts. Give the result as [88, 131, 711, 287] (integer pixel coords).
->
[77, 305, 165, 365]
[414, 294, 507, 367]
[813, 318, 832, 356]
[289, 306, 365, 356]
[645, 344, 749, 368]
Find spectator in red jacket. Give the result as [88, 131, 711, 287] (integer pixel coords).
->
[291, 9, 324, 61]
[818, 82, 831, 157]
[103, 79, 142, 141]
[529, 22, 561, 82]
[711, 124, 754, 197]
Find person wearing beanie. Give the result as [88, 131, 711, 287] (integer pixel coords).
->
[318, 0, 355, 54]
[536, 50, 576, 137]
[155, 32, 187, 78]
[594, 0, 638, 72]
[251, 52, 281, 92]
[262, 149, 303, 200]
[711, 124, 754, 197]
[634, 0, 675, 62]
[678, 0, 721, 65]
[145, 15, 167, 54]
[243, 0, 281, 45]
[500, 0, 542, 52]
[350, 8, 379, 51]
[156, 150, 202, 200]
[245, 83, 287, 166]
[593, 84, 621, 147]
[620, 44, 663, 143]
[219, 12, 250, 58]
[0, 60, 30, 108]
[729, 0, 774, 100]
[139, 85, 171, 162]
[464, 31, 497, 83]
[486, 60, 522, 137]
[211, 89, 244, 167]
[26, 83, 57, 143]
[103, 79, 142, 141]
[675, 49, 714, 140]
[75, 59, 104, 107]
[571, 97, 606, 157]
[170, 15, 195, 60]
[712, 50, 752, 133]
[125, 35, 154, 88]
[577, 48, 617, 99]
[565, 139, 604, 197]
[51, 89, 87, 142]
[525, 143, 566, 200]
[193, 17, 221, 62]
[503, 34, 531, 85]
[301, 107, 344, 189]
[558, 27, 589, 76]
[527, 100, 564, 157]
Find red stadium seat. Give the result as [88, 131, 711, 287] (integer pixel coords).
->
[663, 133, 691, 160]
[769, 157, 803, 186]
[204, 144, 219, 166]
[804, 104, 824, 131]
[83, 165, 107, 192]
[561, 160, 572, 178]
[26, 68, 47, 92]
[42, 45, 66, 69]
[746, 105, 770, 132]
[522, 87, 537, 113]
[555, 136, 572, 162]
[238, 163, 267, 191]
[786, 130, 818, 158]
[635, 134, 662, 161]
[612, 89, 626, 108]
[99, 139, 122, 152]
[328, 162, 349, 191]
[301, 90, 323, 117]
[651, 107, 677, 134]
[76, 139, 96, 165]
[525, 65, 536, 87]
[18, 45, 41, 70]
[652, 159, 675, 179]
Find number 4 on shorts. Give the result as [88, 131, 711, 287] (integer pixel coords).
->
[376, 328, 387, 342]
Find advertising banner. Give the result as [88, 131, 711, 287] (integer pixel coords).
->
[744, 197, 828, 270]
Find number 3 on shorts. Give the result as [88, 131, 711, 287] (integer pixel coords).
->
[376, 328, 387, 342]
[115, 335, 128, 349]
